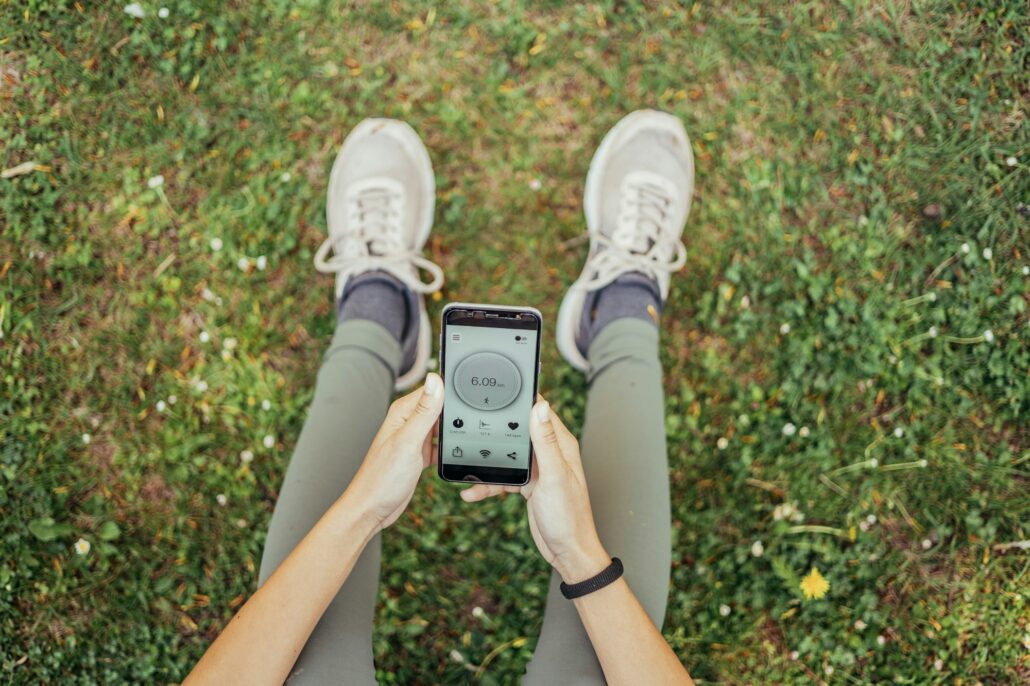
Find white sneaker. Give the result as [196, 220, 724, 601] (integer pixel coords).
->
[314, 118, 444, 390]
[556, 110, 694, 371]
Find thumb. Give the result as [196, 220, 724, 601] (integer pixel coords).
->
[528, 400, 562, 477]
[396, 373, 444, 445]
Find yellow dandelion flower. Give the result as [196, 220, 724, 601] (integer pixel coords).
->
[800, 567, 830, 600]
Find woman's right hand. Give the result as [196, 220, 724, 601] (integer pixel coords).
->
[461, 399, 611, 583]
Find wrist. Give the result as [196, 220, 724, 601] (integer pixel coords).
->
[553, 538, 610, 584]
[333, 488, 383, 543]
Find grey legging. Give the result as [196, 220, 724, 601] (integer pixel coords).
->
[258, 316, 671, 684]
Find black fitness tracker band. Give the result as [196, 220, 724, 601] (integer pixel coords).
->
[559, 557, 624, 599]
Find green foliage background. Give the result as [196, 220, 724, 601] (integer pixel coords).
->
[1, 1, 1027, 683]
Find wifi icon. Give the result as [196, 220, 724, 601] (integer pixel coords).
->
[479, 449, 491, 458]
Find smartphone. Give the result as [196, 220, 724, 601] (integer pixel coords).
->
[438, 303, 542, 486]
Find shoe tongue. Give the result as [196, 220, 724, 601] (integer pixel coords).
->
[346, 177, 408, 255]
[614, 171, 677, 255]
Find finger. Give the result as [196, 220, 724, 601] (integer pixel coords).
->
[460, 483, 518, 502]
[529, 400, 564, 478]
[395, 373, 444, 445]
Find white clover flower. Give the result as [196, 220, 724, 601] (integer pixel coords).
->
[859, 521, 870, 532]
[237, 257, 250, 271]
[82, 433, 92, 445]
[1006, 156, 1017, 167]
[221, 349, 232, 362]
[960, 242, 970, 254]
[799, 426, 810, 438]
[740, 295, 750, 309]
[240, 449, 254, 464]
[750, 540, 764, 557]
[210, 238, 223, 252]
[199, 331, 210, 343]
[921, 538, 932, 550]
[928, 326, 938, 338]
[158, 7, 169, 18]
[147, 174, 164, 189]
[928, 291, 937, 301]
[933, 658, 943, 671]
[168, 394, 177, 405]
[983, 329, 994, 343]
[235, 518, 247, 528]
[716, 437, 729, 450]
[854, 619, 867, 630]
[222, 337, 238, 351]
[876, 634, 886, 646]
[782, 422, 797, 437]
[824, 666, 834, 676]
[471, 606, 485, 619]
[256, 255, 268, 271]
[450, 650, 465, 663]
[156, 400, 167, 412]
[195, 379, 209, 393]
[263, 434, 275, 449]
[894, 427, 904, 438]
[1023, 266, 1029, 276]
[779, 323, 790, 335]
[74, 538, 91, 555]
[719, 604, 731, 616]
[867, 514, 877, 524]
[772, 502, 804, 523]
[919, 459, 928, 468]
[261, 399, 272, 411]
[216, 494, 227, 507]
[123, 3, 145, 19]
[528, 178, 542, 191]
[280, 172, 292, 182]
[982, 247, 993, 260]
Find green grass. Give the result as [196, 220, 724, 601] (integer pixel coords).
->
[2, 0, 1028, 683]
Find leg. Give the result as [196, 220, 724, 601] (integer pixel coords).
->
[258, 320, 401, 684]
[531, 109, 691, 683]
[523, 319, 670, 684]
[258, 116, 443, 683]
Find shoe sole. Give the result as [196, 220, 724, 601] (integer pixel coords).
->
[328, 118, 438, 391]
[556, 110, 694, 371]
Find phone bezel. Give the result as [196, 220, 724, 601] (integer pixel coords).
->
[437, 303, 541, 486]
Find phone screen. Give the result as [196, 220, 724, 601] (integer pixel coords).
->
[438, 306, 540, 485]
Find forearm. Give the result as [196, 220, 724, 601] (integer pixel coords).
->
[557, 546, 693, 686]
[185, 491, 378, 686]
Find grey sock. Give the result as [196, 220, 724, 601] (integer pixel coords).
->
[337, 271, 419, 372]
[576, 272, 662, 355]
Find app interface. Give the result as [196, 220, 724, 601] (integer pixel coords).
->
[442, 323, 537, 470]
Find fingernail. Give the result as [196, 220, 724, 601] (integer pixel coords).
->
[535, 401, 550, 423]
[425, 374, 441, 396]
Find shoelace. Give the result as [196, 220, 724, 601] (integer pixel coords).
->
[578, 180, 687, 291]
[313, 187, 444, 294]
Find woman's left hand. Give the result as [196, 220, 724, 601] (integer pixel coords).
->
[345, 373, 443, 531]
